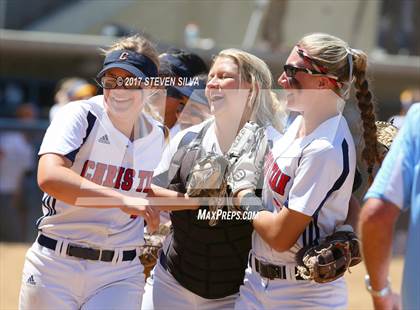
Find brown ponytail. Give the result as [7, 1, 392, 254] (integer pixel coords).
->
[352, 49, 380, 183]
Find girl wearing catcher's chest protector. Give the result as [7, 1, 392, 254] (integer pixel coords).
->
[234, 33, 380, 309]
[143, 49, 284, 309]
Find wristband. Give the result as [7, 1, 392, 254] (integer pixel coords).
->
[364, 275, 392, 297]
[241, 192, 266, 213]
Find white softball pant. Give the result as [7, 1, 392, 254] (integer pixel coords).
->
[234, 265, 348, 310]
[19, 241, 145, 310]
[141, 259, 238, 310]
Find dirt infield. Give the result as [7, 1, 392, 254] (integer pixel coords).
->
[0, 242, 404, 309]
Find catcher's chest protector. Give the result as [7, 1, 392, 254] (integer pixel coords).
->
[165, 124, 254, 299]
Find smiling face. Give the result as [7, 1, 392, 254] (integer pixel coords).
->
[277, 47, 336, 113]
[205, 56, 251, 118]
[103, 67, 144, 119]
[177, 100, 211, 129]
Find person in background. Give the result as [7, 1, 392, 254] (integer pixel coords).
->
[388, 88, 420, 129]
[49, 78, 97, 121]
[360, 103, 419, 310]
[154, 49, 208, 138]
[172, 74, 211, 131]
[0, 103, 36, 242]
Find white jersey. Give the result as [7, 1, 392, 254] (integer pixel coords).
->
[253, 114, 356, 265]
[37, 95, 165, 248]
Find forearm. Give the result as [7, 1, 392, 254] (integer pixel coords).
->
[361, 219, 394, 289]
[345, 195, 360, 231]
[359, 199, 400, 291]
[252, 211, 279, 246]
[252, 206, 311, 252]
[149, 184, 200, 211]
[39, 165, 126, 208]
[237, 190, 280, 245]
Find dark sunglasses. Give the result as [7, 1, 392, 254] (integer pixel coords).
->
[96, 76, 143, 89]
[283, 64, 339, 80]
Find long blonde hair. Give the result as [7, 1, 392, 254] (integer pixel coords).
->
[213, 48, 285, 132]
[298, 33, 379, 182]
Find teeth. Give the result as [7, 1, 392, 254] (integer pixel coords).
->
[210, 94, 224, 101]
[112, 98, 132, 103]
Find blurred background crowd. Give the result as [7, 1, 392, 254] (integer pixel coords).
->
[0, 0, 419, 243]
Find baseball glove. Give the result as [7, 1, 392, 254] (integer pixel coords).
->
[376, 121, 399, 161]
[185, 153, 229, 226]
[226, 121, 268, 198]
[295, 225, 361, 283]
[139, 224, 170, 278]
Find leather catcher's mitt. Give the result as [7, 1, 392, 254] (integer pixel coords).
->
[186, 153, 229, 226]
[226, 121, 268, 198]
[139, 224, 170, 278]
[186, 154, 229, 198]
[376, 121, 399, 161]
[295, 225, 361, 283]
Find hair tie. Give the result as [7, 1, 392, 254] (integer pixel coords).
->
[346, 47, 354, 83]
[338, 47, 354, 100]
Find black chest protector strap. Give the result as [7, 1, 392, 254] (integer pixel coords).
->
[152, 122, 212, 188]
[166, 122, 212, 189]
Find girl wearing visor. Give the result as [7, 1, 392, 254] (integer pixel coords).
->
[234, 33, 380, 309]
[19, 35, 169, 309]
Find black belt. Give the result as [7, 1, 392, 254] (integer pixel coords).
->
[37, 234, 136, 262]
[251, 255, 304, 280]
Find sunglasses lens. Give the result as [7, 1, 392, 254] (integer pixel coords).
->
[101, 77, 116, 89]
[284, 66, 295, 78]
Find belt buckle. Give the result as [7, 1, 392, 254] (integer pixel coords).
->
[259, 262, 274, 280]
[98, 249, 103, 261]
[261, 262, 283, 280]
[66, 243, 101, 260]
[273, 265, 283, 279]
[266, 265, 278, 280]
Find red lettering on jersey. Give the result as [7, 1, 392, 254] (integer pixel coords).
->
[268, 162, 291, 196]
[276, 173, 291, 195]
[102, 165, 117, 187]
[136, 171, 153, 193]
[114, 167, 125, 189]
[121, 168, 135, 191]
[91, 162, 107, 185]
[81, 160, 95, 180]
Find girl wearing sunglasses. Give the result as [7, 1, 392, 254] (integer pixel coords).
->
[234, 33, 380, 309]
